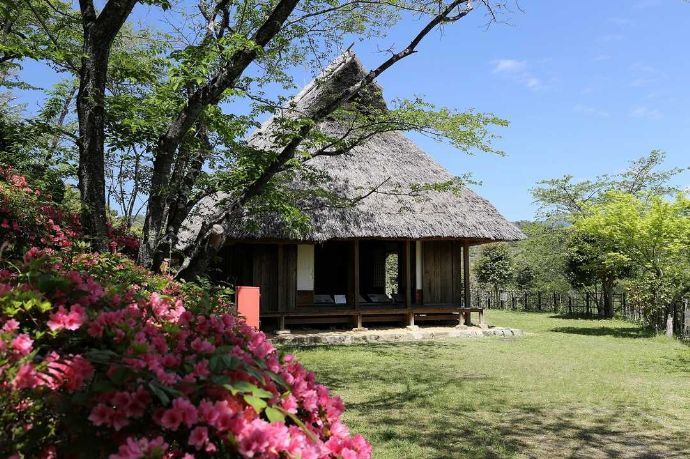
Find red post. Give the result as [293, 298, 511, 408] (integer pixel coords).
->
[236, 286, 261, 329]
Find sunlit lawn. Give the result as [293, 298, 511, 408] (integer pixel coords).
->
[285, 311, 690, 458]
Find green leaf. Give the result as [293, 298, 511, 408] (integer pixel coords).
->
[210, 374, 230, 385]
[264, 406, 286, 423]
[224, 381, 273, 398]
[148, 382, 170, 406]
[243, 395, 267, 413]
[85, 349, 119, 364]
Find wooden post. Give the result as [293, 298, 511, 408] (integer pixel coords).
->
[404, 240, 416, 328]
[404, 240, 412, 309]
[463, 241, 470, 309]
[462, 241, 471, 325]
[277, 245, 285, 312]
[353, 240, 360, 310]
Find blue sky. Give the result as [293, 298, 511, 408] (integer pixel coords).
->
[349, 0, 690, 221]
[15, 0, 690, 221]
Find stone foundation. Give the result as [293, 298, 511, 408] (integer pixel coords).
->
[270, 325, 523, 346]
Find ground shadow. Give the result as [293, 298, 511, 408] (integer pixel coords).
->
[550, 325, 655, 339]
[294, 337, 690, 458]
[549, 314, 609, 320]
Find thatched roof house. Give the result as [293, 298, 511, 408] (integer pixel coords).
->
[180, 51, 524, 330]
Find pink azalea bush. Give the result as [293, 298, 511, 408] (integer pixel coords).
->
[0, 167, 139, 259]
[0, 172, 371, 458]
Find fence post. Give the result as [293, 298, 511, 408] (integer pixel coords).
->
[682, 298, 690, 337]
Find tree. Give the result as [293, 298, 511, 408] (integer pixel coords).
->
[511, 221, 570, 292]
[531, 151, 687, 318]
[4, 0, 513, 278]
[564, 231, 632, 318]
[532, 150, 686, 221]
[474, 243, 513, 297]
[573, 191, 690, 335]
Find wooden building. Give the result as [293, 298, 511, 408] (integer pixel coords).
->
[178, 52, 525, 329]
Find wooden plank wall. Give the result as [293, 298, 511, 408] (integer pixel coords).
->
[422, 240, 463, 305]
[234, 243, 296, 313]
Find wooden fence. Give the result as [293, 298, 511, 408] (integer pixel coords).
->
[470, 290, 689, 338]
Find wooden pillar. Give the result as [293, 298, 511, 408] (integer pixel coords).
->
[463, 241, 471, 309]
[415, 240, 423, 304]
[404, 240, 415, 328]
[353, 240, 360, 310]
[277, 245, 285, 312]
[404, 240, 412, 309]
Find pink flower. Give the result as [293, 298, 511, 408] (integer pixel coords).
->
[188, 426, 209, 450]
[47, 304, 86, 331]
[192, 359, 210, 379]
[2, 319, 19, 332]
[89, 403, 113, 426]
[13, 363, 39, 389]
[280, 395, 298, 414]
[160, 397, 197, 430]
[190, 338, 215, 354]
[237, 418, 291, 458]
[109, 436, 168, 459]
[11, 334, 33, 356]
[23, 247, 44, 263]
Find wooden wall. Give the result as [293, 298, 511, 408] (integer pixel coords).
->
[422, 240, 463, 305]
[224, 243, 297, 313]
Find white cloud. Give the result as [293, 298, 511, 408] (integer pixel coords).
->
[597, 34, 624, 43]
[492, 59, 527, 74]
[491, 59, 544, 91]
[629, 63, 667, 87]
[574, 104, 610, 118]
[609, 17, 634, 27]
[593, 54, 611, 62]
[630, 106, 663, 120]
[634, 0, 661, 9]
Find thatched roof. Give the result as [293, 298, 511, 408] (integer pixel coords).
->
[177, 51, 524, 246]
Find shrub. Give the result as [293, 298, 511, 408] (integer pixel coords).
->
[0, 171, 371, 458]
[0, 167, 140, 259]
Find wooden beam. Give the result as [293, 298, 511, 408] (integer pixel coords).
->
[353, 240, 360, 310]
[404, 240, 412, 309]
[277, 244, 285, 312]
[463, 241, 471, 310]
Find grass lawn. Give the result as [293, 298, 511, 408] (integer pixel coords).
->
[286, 311, 690, 458]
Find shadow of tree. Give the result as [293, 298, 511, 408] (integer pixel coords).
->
[550, 326, 655, 339]
[298, 341, 690, 458]
[549, 314, 608, 320]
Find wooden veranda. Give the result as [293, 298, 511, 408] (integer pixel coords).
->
[221, 238, 484, 330]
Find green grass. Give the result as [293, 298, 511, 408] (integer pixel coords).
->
[286, 311, 690, 458]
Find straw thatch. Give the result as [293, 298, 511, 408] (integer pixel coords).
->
[177, 51, 524, 247]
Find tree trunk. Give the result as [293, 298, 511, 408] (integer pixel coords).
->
[76, 0, 138, 250]
[149, 128, 209, 271]
[601, 278, 615, 319]
[138, 0, 301, 269]
[665, 306, 674, 337]
[76, 31, 110, 250]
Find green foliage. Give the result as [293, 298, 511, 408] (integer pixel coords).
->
[573, 191, 690, 320]
[474, 243, 513, 294]
[532, 150, 687, 221]
[3, 0, 512, 242]
[510, 221, 570, 292]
